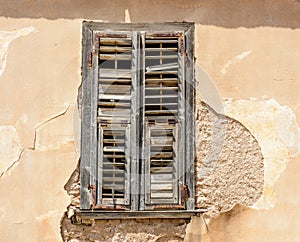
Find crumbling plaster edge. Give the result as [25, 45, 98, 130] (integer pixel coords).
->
[224, 97, 300, 210]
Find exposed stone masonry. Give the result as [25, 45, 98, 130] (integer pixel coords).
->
[195, 102, 264, 215]
[61, 101, 264, 241]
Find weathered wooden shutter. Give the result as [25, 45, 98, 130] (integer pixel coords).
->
[140, 34, 187, 209]
[81, 31, 140, 209]
[96, 33, 137, 209]
[81, 23, 195, 213]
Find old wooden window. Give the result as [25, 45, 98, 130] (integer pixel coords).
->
[80, 22, 195, 218]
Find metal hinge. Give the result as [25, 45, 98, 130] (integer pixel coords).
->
[88, 50, 98, 67]
[179, 35, 185, 56]
[88, 52, 93, 67]
[181, 184, 189, 203]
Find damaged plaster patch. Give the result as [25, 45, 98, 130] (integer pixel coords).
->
[124, 8, 131, 23]
[195, 102, 264, 216]
[61, 215, 188, 242]
[0, 126, 22, 177]
[62, 97, 265, 241]
[0, 27, 36, 78]
[221, 50, 251, 74]
[224, 98, 300, 210]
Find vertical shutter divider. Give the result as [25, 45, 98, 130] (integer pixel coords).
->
[144, 124, 151, 205]
[80, 24, 93, 209]
[172, 125, 179, 204]
[97, 126, 104, 205]
[124, 126, 131, 205]
[185, 25, 195, 210]
[90, 34, 99, 207]
[139, 31, 146, 210]
[130, 31, 139, 210]
[177, 35, 185, 206]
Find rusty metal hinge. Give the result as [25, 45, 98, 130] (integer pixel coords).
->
[179, 35, 185, 56]
[88, 51, 98, 67]
[181, 184, 189, 203]
[88, 52, 93, 67]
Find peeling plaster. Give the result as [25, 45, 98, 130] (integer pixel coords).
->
[0, 126, 23, 177]
[124, 9, 131, 23]
[224, 98, 300, 209]
[195, 102, 264, 215]
[221, 50, 251, 74]
[184, 216, 207, 241]
[0, 27, 36, 78]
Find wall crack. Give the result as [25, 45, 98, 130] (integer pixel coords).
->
[31, 104, 71, 151]
[0, 148, 25, 178]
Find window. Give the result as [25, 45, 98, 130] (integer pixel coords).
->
[80, 22, 195, 217]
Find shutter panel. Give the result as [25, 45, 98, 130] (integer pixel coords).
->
[142, 35, 185, 207]
[145, 124, 179, 204]
[81, 23, 195, 214]
[95, 34, 134, 208]
[97, 125, 130, 206]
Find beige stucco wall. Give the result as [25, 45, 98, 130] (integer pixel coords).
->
[0, 1, 299, 241]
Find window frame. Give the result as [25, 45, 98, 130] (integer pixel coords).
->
[79, 22, 196, 218]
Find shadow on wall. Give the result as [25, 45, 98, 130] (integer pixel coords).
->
[0, 0, 300, 28]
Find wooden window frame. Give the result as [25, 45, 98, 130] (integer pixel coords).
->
[79, 22, 197, 219]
